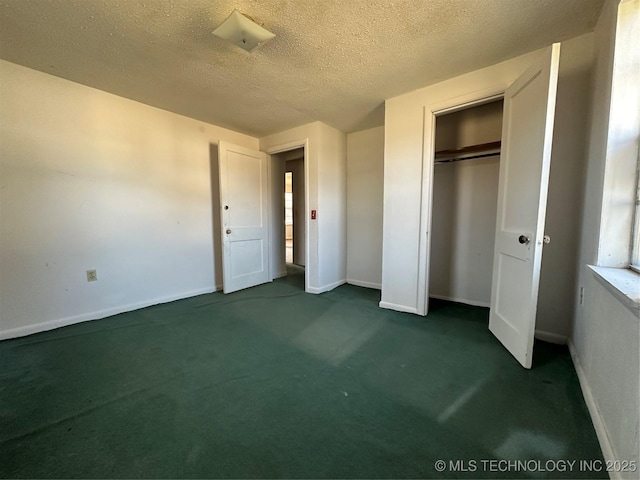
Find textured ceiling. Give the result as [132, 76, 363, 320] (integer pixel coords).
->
[0, 0, 604, 137]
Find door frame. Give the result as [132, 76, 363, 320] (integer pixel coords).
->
[265, 139, 310, 293]
[419, 87, 507, 315]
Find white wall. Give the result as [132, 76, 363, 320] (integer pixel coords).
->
[572, 0, 639, 475]
[346, 126, 384, 289]
[0, 60, 258, 339]
[430, 160, 500, 306]
[572, 269, 639, 478]
[317, 123, 347, 290]
[429, 103, 501, 306]
[260, 121, 347, 293]
[536, 33, 595, 338]
[269, 151, 287, 278]
[435, 101, 503, 149]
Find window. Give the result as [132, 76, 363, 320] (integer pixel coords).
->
[589, 0, 640, 308]
[631, 149, 640, 272]
[597, 0, 639, 271]
[619, 0, 640, 272]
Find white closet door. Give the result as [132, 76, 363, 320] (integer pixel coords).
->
[489, 44, 561, 368]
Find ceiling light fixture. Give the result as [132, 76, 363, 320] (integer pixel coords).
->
[212, 10, 275, 53]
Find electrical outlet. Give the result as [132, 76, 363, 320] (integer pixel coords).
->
[579, 286, 584, 306]
[87, 269, 97, 282]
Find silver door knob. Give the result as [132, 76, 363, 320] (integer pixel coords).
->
[226, 229, 232, 234]
[543, 235, 550, 244]
[518, 235, 530, 245]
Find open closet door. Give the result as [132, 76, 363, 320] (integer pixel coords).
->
[218, 141, 270, 294]
[489, 44, 560, 369]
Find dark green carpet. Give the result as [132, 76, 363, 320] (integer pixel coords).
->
[0, 266, 604, 478]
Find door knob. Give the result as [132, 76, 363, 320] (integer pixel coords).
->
[543, 235, 550, 245]
[518, 235, 530, 245]
[224, 205, 229, 210]
[226, 229, 232, 234]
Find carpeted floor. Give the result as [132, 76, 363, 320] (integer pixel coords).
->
[0, 265, 605, 478]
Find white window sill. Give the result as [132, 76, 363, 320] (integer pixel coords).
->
[588, 265, 640, 315]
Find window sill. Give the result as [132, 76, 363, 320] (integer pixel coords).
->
[588, 265, 640, 315]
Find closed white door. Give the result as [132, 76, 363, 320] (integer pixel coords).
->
[489, 44, 561, 368]
[218, 141, 270, 294]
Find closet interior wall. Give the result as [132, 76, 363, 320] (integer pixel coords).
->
[429, 100, 504, 307]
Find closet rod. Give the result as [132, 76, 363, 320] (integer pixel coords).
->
[435, 151, 500, 164]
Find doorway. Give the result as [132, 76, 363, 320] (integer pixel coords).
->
[270, 146, 306, 290]
[284, 156, 305, 267]
[285, 171, 294, 264]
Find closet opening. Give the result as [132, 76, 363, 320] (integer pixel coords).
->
[429, 98, 504, 309]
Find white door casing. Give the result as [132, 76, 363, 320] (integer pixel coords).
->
[489, 44, 561, 368]
[218, 141, 270, 294]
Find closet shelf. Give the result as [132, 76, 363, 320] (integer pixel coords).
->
[435, 141, 501, 163]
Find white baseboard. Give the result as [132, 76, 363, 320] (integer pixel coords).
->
[568, 339, 617, 478]
[379, 301, 418, 314]
[307, 279, 346, 294]
[429, 294, 490, 308]
[0, 287, 216, 341]
[346, 279, 382, 290]
[273, 270, 288, 279]
[534, 329, 568, 345]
